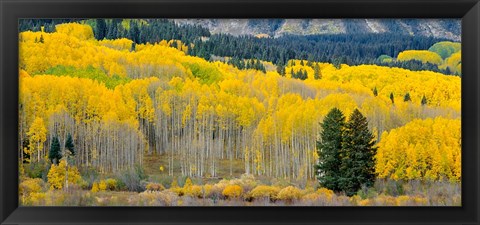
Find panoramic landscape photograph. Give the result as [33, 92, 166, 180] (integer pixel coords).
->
[18, 18, 461, 206]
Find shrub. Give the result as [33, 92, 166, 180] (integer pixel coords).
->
[183, 177, 193, 188]
[302, 193, 322, 203]
[115, 166, 147, 192]
[79, 179, 89, 190]
[203, 183, 224, 199]
[356, 186, 378, 199]
[217, 174, 257, 193]
[277, 186, 303, 202]
[184, 185, 203, 198]
[316, 188, 334, 197]
[222, 185, 243, 199]
[248, 185, 281, 201]
[145, 182, 166, 192]
[371, 194, 397, 206]
[25, 160, 48, 179]
[349, 195, 362, 205]
[20, 178, 44, 194]
[131, 190, 178, 206]
[79, 166, 99, 188]
[170, 179, 179, 189]
[105, 178, 118, 191]
[358, 199, 373, 206]
[236, 174, 258, 192]
[62, 185, 95, 206]
[300, 188, 336, 206]
[47, 160, 83, 190]
[396, 195, 428, 206]
[98, 180, 108, 191]
[28, 192, 47, 205]
[19, 178, 46, 205]
[91, 182, 99, 193]
[169, 179, 184, 196]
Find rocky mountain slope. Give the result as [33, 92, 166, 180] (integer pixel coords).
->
[173, 19, 461, 41]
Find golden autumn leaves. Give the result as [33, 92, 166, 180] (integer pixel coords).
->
[19, 23, 461, 184]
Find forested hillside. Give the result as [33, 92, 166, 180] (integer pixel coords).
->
[19, 21, 461, 206]
[19, 19, 459, 75]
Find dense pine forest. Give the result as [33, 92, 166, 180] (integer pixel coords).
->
[19, 19, 461, 206]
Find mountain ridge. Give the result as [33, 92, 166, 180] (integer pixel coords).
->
[173, 19, 461, 42]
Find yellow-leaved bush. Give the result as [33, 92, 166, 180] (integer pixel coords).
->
[222, 185, 243, 199]
[277, 186, 303, 202]
[19, 178, 45, 205]
[248, 185, 281, 200]
[47, 159, 83, 190]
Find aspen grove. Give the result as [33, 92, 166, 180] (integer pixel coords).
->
[18, 21, 461, 206]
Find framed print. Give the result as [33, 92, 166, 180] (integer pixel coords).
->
[1, 0, 479, 224]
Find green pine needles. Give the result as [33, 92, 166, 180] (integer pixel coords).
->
[48, 136, 62, 165]
[315, 108, 377, 196]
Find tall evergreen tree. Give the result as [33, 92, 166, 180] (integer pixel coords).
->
[49, 136, 62, 165]
[373, 87, 378, 96]
[276, 62, 285, 76]
[65, 133, 75, 156]
[129, 21, 140, 43]
[421, 95, 428, 105]
[403, 92, 411, 102]
[389, 92, 395, 104]
[339, 109, 377, 196]
[313, 63, 322, 79]
[64, 133, 75, 190]
[315, 108, 346, 192]
[95, 19, 107, 40]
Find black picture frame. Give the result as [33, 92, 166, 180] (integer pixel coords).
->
[1, 0, 479, 224]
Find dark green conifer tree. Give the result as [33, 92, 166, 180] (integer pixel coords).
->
[421, 95, 428, 105]
[404, 92, 411, 102]
[95, 19, 107, 40]
[314, 63, 322, 79]
[338, 109, 377, 196]
[315, 108, 346, 192]
[65, 133, 75, 156]
[48, 136, 62, 165]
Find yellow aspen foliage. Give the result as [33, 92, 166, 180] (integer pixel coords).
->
[444, 51, 461, 74]
[26, 117, 47, 162]
[91, 182, 99, 193]
[184, 185, 203, 198]
[98, 180, 108, 191]
[222, 185, 243, 199]
[104, 179, 118, 191]
[248, 185, 281, 200]
[183, 177, 193, 188]
[397, 50, 443, 65]
[20, 178, 45, 204]
[376, 117, 461, 181]
[277, 186, 303, 202]
[19, 25, 461, 182]
[55, 23, 94, 40]
[99, 38, 133, 51]
[47, 159, 83, 190]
